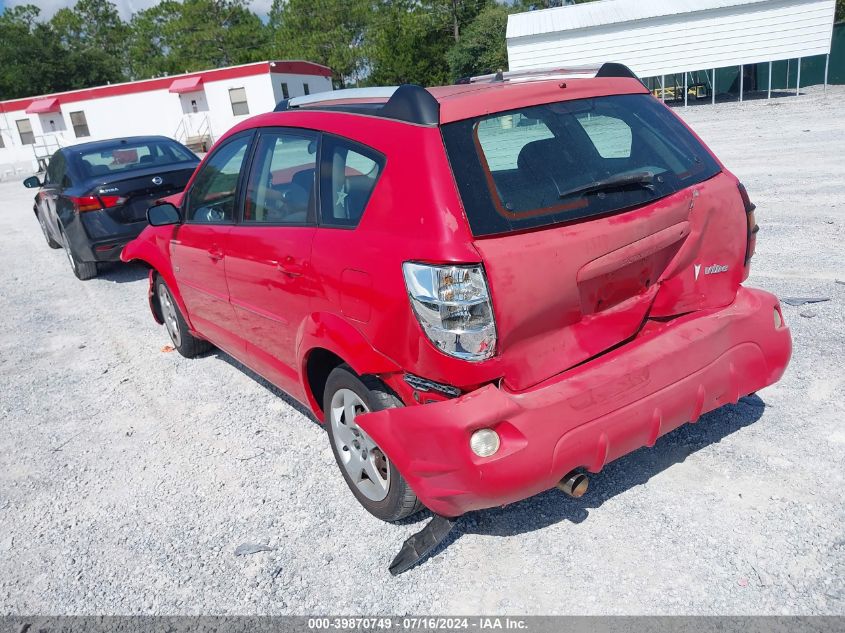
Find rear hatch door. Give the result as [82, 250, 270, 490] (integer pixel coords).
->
[443, 92, 746, 390]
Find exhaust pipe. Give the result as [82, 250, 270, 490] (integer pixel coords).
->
[557, 471, 589, 498]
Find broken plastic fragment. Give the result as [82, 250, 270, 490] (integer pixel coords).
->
[780, 297, 830, 307]
[234, 543, 274, 556]
[389, 515, 456, 576]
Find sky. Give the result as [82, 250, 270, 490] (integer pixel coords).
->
[1, 0, 274, 20]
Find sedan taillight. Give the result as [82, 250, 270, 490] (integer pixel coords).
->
[69, 195, 126, 213]
[402, 262, 497, 361]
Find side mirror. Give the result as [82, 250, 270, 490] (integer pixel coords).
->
[23, 176, 42, 189]
[147, 202, 181, 226]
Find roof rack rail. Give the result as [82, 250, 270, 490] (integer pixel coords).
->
[273, 84, 440, 126]
[456, 62, 641, 85]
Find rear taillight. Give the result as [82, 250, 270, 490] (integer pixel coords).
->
[402, 262, 497, 361]
[69, 195, 125, 213]
[738, 183, 758, 264]
[99, 195, 125, 208]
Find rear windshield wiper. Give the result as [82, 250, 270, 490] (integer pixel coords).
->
[557, 170, 656, 199]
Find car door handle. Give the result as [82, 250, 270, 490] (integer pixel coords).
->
[208, 246, 224, 262]
[272, 258, 302, 277]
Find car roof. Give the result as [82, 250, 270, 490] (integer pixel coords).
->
[428, 77, 649, 123]
[272, 64, 650, 126]
[64, 135, 180, 154]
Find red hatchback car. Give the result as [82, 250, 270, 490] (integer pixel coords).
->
[123, 65, 791, 560]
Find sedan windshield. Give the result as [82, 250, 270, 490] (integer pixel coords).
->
[442, 93, 721, 236]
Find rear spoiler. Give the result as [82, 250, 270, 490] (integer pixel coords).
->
[273, 84, 439, 127]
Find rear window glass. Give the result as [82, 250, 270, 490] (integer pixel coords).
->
[76, 140, 196, 179]
[442, 94, 721, 236]
[319, 135, 385, 228]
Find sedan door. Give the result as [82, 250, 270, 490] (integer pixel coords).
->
[170, 132, 253, 353]
[38, 151, 66, 242]
[224, 128, 319, 394]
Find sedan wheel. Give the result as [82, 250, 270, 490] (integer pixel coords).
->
[61, 230, 97, 280]
[329, 388, 390, 502]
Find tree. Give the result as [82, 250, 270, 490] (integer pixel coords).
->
[50, 0, 130, 86]
[128, 0, 270, 80]
[431, 0, 492, 42]
[0, 5, 74, 99]
[127, 1, 186, 79]
[366, 0, 452, 87]
[267, 0, 369, 87]
[446, 3, 509, 80]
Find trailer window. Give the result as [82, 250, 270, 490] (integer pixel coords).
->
[229, 88, 249, 116]
[70, 111, 90, 138]
[16, 119, 34, 145]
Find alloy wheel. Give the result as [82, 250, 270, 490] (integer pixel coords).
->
[330, 388, 391, 502]
[157, 284, 182, 347]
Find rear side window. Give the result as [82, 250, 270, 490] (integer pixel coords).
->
[45, 152, 70, 187]
[442, 93, 721, 236]
[243, 130, 318, 225]
[319, 135, 385, 228]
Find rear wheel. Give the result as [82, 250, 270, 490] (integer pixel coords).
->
[60, 228, 97, 280]
[324, 365, 423, 522]
[154, 276, 212, 358]
[36, 211, 61, 249]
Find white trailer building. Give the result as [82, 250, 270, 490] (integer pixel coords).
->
[0, 60, 333, 179]
[507, 0, 837, 103]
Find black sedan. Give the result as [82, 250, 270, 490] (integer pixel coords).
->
[24, 136, 200, 280]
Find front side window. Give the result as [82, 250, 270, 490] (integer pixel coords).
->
[186, 135, 250, 224]
[243, 130, 318, 225]
[443, 93, 721, 236]
[16, 119, 34, 145]
[229, 88, 249, 116]
[319, 135, 385, 228]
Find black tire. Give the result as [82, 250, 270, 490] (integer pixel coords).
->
[36, 210, 61, 249]
[324, 365, 424, 522]
[153, 275, 212, 358]
[60, 228, 97, 280]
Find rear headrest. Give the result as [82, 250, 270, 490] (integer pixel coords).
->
[291, 168, 314, 193]
[517, 139, 558, 178]
[83, 161, 110, 177]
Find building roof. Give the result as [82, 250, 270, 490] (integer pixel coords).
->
[0, 60, 332, 113]
[506, 0, 836, 78]
[507, 0, 772, 38]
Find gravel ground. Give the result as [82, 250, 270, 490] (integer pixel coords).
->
[0, 86, 843, 616]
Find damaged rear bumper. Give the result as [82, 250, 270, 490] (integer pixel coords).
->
[357, 287, 792, 517]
